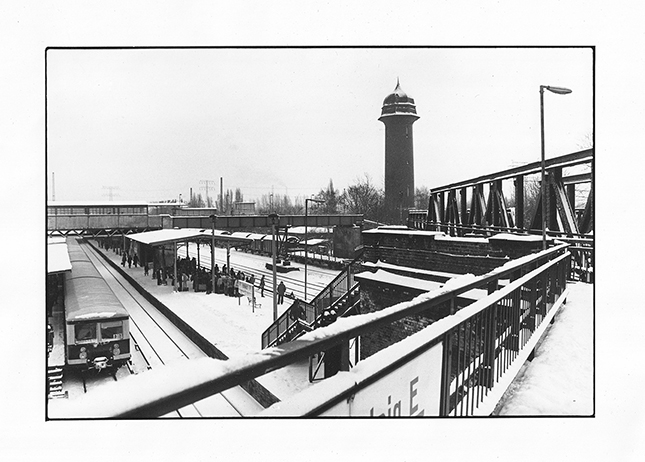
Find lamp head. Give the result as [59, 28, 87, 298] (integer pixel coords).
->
[544, 85, 572, 95]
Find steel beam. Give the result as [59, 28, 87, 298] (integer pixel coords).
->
[168, 214, 363, 230]
[431, 149, 593, 194]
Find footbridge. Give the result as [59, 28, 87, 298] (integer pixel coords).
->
[47, 201, 363, 237]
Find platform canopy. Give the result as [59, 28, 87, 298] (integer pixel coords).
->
[47, 237, 72, 274]
[127, 228, 251, 246]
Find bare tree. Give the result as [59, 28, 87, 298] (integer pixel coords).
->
[340, 174, 385, 222]
[314, 179, 341, 214]
[414, 186, 431, 210]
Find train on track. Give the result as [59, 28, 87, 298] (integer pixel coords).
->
[64, 238, 131, 372]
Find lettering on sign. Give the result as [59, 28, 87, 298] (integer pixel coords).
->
[369, 376, 424, 417]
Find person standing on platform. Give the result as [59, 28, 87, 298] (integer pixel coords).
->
[133, 254, 139, 268]
[259, 275, 265, 297]
[127, 253, 132, 268]
[121, 253, 126, 267]
[144, 261, 149, 276]
[277, 281, 286, 305]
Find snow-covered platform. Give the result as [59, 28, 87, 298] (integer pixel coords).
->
[91, 240, 336, 402]
[88, 240, 593, 416]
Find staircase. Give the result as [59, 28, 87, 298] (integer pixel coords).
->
[261, 252, 363, 349]
[47, 366, 67, 399]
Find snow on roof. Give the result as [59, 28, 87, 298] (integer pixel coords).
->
[47, 200, 149, 207]
[363, 228, 445, 237]
[355, 269, 444, 292]
[489, 233, 544, 242]
[47, 239, 71, 274]
[288, 226, 333, 235]
[361, 260, 458, 279]
[127, 228, 247, 246]
[435, 234, 489, 243]
[300, 238, 328, 246]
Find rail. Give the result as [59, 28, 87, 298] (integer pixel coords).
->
[261, 250, 364, 349]
[51, 243, 571, 418]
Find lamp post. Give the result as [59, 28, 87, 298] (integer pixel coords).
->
[304, 198, 325, 301]
[540, 85, 572, 250]
[209, 214, 216, 293]
[269, 213, 280, 321]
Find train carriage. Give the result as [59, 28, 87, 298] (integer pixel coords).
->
[64, 238, 131, 371]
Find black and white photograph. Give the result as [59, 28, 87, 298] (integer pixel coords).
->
[44, 46, 594, 420]
[2, 2, 644, 461]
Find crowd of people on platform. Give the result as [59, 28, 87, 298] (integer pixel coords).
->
[98, 239, 295, 304]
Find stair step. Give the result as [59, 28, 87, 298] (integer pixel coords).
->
[49, 379, 63, 386]
[48, 374, 63, 381]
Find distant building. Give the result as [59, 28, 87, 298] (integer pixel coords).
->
[233, 201, 256, 215]
[379, 79, 419, 224]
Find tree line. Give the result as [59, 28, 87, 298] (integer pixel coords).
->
[184, 175, 432, 222]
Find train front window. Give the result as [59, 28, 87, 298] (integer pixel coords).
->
[75, 323, 97, 343]
[100, 321, 123, 341]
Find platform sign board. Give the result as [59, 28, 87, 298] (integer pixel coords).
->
[320, 342, 443, 417]
[238, 280, 257, 311]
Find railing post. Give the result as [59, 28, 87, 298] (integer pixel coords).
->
[509, 271, 521, 352]
[439, 330, 453, 416]
[481, 280, 498, 388]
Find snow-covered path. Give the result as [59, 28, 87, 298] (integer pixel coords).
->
[495, 281, 594, 415]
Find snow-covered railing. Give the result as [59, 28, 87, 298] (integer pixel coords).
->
[49, 244, 570, 418]
[261, 251, 364, 349]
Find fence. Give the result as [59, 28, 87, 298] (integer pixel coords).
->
[52, 243, 571, 418]
[261, 252, 364, 349]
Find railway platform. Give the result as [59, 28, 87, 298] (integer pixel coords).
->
[89, 239, 328, 402]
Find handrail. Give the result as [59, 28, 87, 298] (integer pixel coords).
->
[261, 249, 365, 349]
[414, 220, 592, 240]
[50, 243, 570, 418]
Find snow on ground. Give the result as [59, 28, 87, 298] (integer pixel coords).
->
[98, 242, 337, 400]
[96, 241, 593, 415]
[495, 281, 594, 415]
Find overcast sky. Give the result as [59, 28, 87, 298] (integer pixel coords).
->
[46, 47, 592, 203]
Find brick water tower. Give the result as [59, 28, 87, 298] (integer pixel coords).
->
[379, 79, 420, 223]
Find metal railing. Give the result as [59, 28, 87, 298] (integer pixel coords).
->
[261, 251, 364, 349]
[438, 250, 569, 415]
[407, 217, 594, 283]
[56, 244, 570, 418]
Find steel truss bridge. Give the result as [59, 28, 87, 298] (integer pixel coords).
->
[408, 149, 593, 237]
[407, 149, 593, 282]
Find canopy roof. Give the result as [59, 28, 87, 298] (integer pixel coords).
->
[48, 238, 72, 274]
[127, 228, 250, 246]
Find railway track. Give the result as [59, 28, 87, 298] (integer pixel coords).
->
[185, 243, 337, 302]
[81, 241, 261, 417]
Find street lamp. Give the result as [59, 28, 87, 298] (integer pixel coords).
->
[304, 198, 324, 301]
[540, 85, 572, 250]
[269, 213, 280, 321]
[209, 214, 216, 293]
